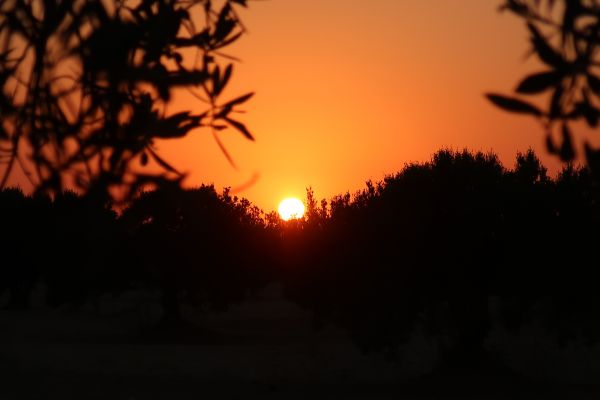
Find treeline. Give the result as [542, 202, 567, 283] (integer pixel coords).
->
[1, 149, 599, 362]
[0, 185, 274, 324]
[283, 149, 600, 362]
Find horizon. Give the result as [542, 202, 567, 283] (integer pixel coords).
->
[0, 146, 580, 217]
[3, 1, 600, 209]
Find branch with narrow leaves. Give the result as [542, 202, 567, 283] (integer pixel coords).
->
[0, 0, 254, 203]
[489, 0, 600, 169]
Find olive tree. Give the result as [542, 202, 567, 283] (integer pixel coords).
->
[487, 0, 600, 172]
[0, 0, 253, 201]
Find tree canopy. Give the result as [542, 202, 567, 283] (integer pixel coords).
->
[283, 149, 600, 361]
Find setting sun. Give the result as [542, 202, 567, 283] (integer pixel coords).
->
[278, 197, 305, 221]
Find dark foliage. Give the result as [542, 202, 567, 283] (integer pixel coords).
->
[120, 184, 274, 325]
[0, 184, 274, 327]
[488, 0, 600, 171]
[0, 187, 120, 308]
[0, 0, 253, 201]
[281, 149, 600, 363]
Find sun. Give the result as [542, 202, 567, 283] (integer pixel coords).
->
[278, 197, 305, 221]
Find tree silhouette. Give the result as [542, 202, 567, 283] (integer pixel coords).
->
[487, 0, 600, 171]
[2, 146, 599, 376]
[282, 149, 600, 370]
[41, 190, 123, 307]
[0, 187, 48, 308]
[0, 0, 253, 200]
[120, 185, 273, 331]
[0, 187, 124, 308]
[497, 156, 600, 346]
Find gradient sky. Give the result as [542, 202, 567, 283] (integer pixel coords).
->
[166, 0, 553, 212]
[7, 0, 593, 211]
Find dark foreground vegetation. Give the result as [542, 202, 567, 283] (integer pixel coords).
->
[1, 149, 600, 395]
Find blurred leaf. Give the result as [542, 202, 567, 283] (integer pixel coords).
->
[562, 0, 581, 41]
[579, 92, 600, 127]
[221, 92, 254, 108]
[546, 133, 559, 155]
[215, 4, 236, 42]
[224, 117, 254, 140]
[559, 123, 575, 162]
[230, 0, 248, 7]
[147, 147, 183, 176]
[221, 64, 233, 94]
[501, 0, 527, 13]
[549, 85, 564, 118]
[528, 23, 565, 68]
[587, 74, 600, 95]
[486, 94, 543, 116]
[214, 31, 243, 50]
[211, 65, 221, 97]
[516, 71, 562, 94]
[154, 112, 203, 139]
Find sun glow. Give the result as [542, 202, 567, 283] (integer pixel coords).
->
[278, 197, 305, 221]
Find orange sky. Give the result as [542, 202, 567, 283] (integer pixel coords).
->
[6, 1, 598, 211]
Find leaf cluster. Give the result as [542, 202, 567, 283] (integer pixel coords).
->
[488, 0, 600, 169]
[0, 0, 254, 201]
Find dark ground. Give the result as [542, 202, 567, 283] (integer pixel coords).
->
[1, 285, 599, 399]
